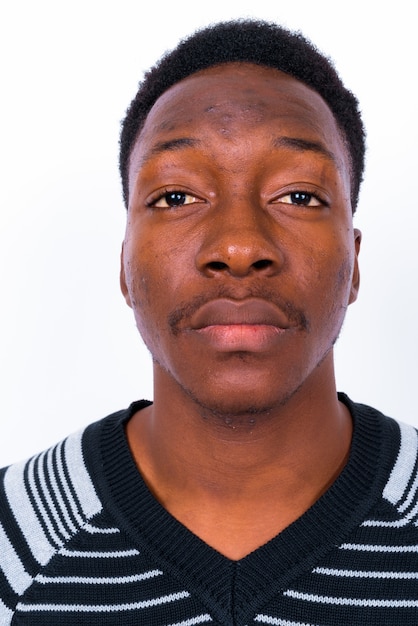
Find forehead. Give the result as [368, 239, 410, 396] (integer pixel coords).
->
[129, 63, 350, 190]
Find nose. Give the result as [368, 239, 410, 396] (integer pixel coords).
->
[195, 200, 284, 278]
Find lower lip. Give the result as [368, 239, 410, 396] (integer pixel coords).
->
[194, 324, 286, 352]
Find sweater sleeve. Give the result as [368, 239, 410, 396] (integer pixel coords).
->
[0, 428, 102, 623]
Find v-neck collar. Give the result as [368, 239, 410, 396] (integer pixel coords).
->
[88, 395, 396, 624]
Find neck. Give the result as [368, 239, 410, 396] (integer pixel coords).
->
[126, 352, 352, 559]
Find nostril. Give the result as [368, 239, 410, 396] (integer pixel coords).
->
[207, 261, 229, 271]
[253, 259, 273, 270]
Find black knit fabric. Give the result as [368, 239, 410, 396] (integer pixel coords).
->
[1, 393, 418, 625]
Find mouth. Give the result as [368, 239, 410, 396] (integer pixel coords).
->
[185, 298, 298, 352]
[189, 298, 293, 329]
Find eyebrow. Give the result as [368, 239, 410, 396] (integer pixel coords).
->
[272, 136, 338, 165]
[140, 137, 201, 165]
[138, 134, 338, 168]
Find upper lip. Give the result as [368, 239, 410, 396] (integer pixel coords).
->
[188, 298, 293, 330]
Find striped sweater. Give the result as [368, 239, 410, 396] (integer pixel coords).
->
[1, 394, 418, 625]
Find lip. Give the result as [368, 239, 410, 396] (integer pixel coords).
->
[189, 298, 293, 330]
[187, 298, 294, 352]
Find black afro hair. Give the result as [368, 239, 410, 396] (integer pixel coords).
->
[119, 19, 366, 211]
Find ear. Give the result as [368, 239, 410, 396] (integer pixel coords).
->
[120, 242, 132, 308]
[348, 228, 361, 304]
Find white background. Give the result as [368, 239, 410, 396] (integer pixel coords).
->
[0, 0, 417, 466]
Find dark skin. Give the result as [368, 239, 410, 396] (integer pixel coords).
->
[120, 63, 361, 560]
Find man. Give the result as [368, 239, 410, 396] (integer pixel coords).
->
[1, 19, 416, 626]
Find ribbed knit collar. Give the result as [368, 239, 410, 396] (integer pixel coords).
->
[84, 394, 399, 625]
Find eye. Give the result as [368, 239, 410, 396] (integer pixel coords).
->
[276, 191, 323, 207]
[149, 191, 201, 209]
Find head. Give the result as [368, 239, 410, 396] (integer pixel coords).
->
[119, 20, 363, 419]
[120, 19, 366, 212]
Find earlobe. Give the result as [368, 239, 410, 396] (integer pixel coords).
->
[349, 228, 361, 304]
[120, 243, 132, 308]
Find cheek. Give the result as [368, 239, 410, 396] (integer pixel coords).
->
[126, 263, 165, 353]
[297, 236, 354, 313]
[122, 236, 157, 329]
[320, 251, 355, 328]
[123, 233, 186, 337]
[124, 234, 163, 302]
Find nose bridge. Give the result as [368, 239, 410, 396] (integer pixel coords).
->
[196, 191, 283, 277]
[219, 188, 258, 231]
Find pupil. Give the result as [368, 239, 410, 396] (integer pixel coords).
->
[166, 192, 186, 207]
[291, 192, 310, 205]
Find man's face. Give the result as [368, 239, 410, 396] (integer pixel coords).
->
[121, 63, 360, 416]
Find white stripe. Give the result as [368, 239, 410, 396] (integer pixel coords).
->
[166, 616, 213, 626]
[398, 471, 418, 514]
[59, 547, 140, 558]
[18, 591, 190, 613]
[397, 498, 418, 525]
[0, 521, 32, 595]
[36, 449, 71, 541]
[284, 589, 418, 608]
[340, 542, 418, 553]
[363, 506, 418, 528]
[37, 569, 163, 584]
[314, 566, 418, 579]
[54, 440, 85, 527]
[255, 616, 315, 626]
[383, 422, 418, 506]
[46, 445, 77, 535]
[4, 460, 55, 566]
[64, 430, 102, 519]
[27, 455, 63, 548]
[0, 598, 13, 625]
[83, 522, 120, 534]
[362, 518, 410, 528]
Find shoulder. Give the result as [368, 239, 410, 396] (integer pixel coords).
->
[371, 417, 418, 526]
[343, 394, 418, 526]
[0, 426, 102, 615]
[0, 401, 148, 621]
[1, 426, 103, 553]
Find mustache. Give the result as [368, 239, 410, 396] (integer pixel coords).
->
[168, 285, 309, 336]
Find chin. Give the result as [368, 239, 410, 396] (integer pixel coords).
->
[184, 382, 296, 422]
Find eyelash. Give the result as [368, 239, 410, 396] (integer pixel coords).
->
[274, 191, 326, 208]
[147, 189, 203, 209]
[147, 188, 327, 210]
